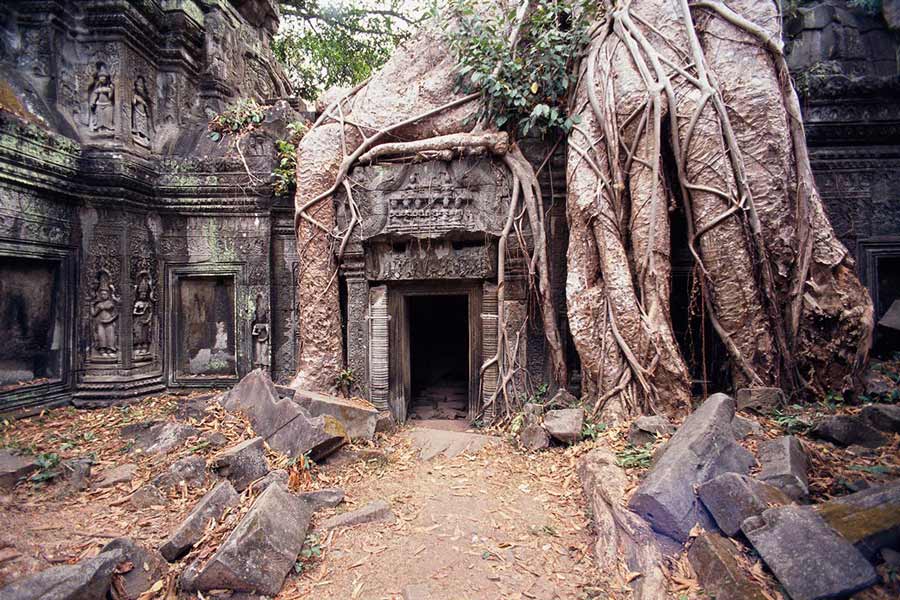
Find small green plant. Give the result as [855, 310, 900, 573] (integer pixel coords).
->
[334, 368, 355, 398]
[819, 389, 845, 411]
[581, 421, 607, 441]
[208, 98, 266, 141]
[615, 443, 653, 470]
[528, 383, 550, 405]
[509, 412, 525, 435]
[29, 452, 61, 484]
[771, 406, 812, 434]
[273, 120, 309, 197]
[294, 533, 324, 574]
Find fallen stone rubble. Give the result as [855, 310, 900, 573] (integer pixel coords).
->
[578, 392, 900, 600]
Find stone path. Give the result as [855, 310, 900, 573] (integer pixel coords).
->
[286, 426, 600, 600]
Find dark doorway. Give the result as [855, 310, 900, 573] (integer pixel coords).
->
[407, 294, 469, 420]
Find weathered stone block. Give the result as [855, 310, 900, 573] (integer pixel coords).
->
[860, 403, 900, 434]
[627, 415, 675, 446]
[698, 473, 792, 537]
[96, 463, 137, 488]
[742, 506, 878, 600]
[0, 450, 37, 492]
[320, 499, 395, 530]
[210, 436, 268, 492]
[294, 389, 379, 441]
[731, 415, 763, 440]
[375, 411, 397, 434]
[122, 421, 200, 455]
[814, 479, 900, 560]
[160, 480, 239, 562]
[543, 408, 584, 444]
[182, 482, 311, 595]
[249, 468, 289, 493]
[298, 487, 345, 512]
[688, 532, 767, 600]
[0, 548, 124, 600]
[735, 387, 784, 412]
[628, 394, 756, 542]
[130, 484, 167, 509]
[519, 422, 550, 451]
[811, 415, 887, 448]
[758, 436, 809, 501]
[100, 538, 166, 600]
[266, 412, 348, 460]
[152, 455, 206, 489]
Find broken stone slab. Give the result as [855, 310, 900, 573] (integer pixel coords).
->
[266, 412, 348, 461]
[0, 547, 125, 600]
[688, 532, 767, 600]
[548, 388, 578, 407]
[96, 463, 138, 488]
[101, 537, 166, 600]
[523, 403, 544, 417]
[248, 468, 288, 494]
[121, 421, 200, 455]
[160, 480, 240, 562]
[180, 482, 311, 595]
[742, 505, 878, 600]
[628, 394, 756, 542]
[578, 448, 667, 600]
[408, 428, 498, 460]
[0, 450, 37, 492]
[735, 387, 784, 413]
[543, 408, 584, 444]
[519, 422, 550, 451]
[811, 415, 887, 448]
[60, 457, 92, 491]
[860, 403, 900, 434]
[294, 389, 379, 441]
[731, 415, 764, 440]
[298, 487, 345, 512]
[758, 435, 809, 501]
[210, 437, 268, 492]
[201, 431, 228, 448]
[173, 394, 215, 422]
[152, 455, 207, 489]
[698, 473, 792, 537]
[627, 415, 675, 446]
[374, 411, 396, 434]
[320, 499, 395, 531]
[130, 484, 167, 509]
[813, 479, 900, 560]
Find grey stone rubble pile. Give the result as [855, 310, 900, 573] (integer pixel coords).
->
[209, 436, 269, 491]
[577, 393, 899, 600]
[516, 390, 586, 450]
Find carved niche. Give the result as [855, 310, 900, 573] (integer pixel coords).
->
[88, 62, 116, 135]
[131, 76, 152, 147]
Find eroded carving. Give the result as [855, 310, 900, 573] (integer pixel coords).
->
[89, 62, 115, 134]
[132, 271, 155, 358]
[91, 270, 120, 359]
[131, 76, 152, 147]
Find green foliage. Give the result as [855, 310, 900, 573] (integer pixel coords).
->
[273, 120, 309, 197]
[529, 382, 550, 404]
[581, 421, 607, 441]
[29, 452, 60, 484]
[443, 0, 595, 137]
[615, 443, 653, 470]
[208, 98, 266, 141]
[771, 405, 812, 434]
[294, 533, 324, 573]
[275, 0, 420, 100]
[334, 367, 355, 398]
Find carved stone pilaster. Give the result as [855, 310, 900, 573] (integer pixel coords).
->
[343, 255, 369, 398]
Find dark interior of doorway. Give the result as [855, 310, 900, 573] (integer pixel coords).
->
[408, 294, 468, 420]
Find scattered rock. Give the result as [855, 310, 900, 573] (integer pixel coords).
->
[863, 368, 895, 398]
[173, 394, 214, 421]
[0, 547, 124, 600]
[731, 415, 763, 440]
[130, 484, 167, 509]
[294, 390, 379, 441]
[101, 537, 166, 600]
[0, 450, 37, 492]
[548, 388, 578, 407]
[543, 408, 584, 444]
[409, 428, 497, 460]
[201, 431, 228, 448]
[180, 482, 311, 595]
[96, 463, 138, 488]
[811, 415, 887, 448]
[758, 436, 809, 501]
[320, 499, 395, 530]
[735, 387, 784, 413]
[578, 449, 667, 600]
[375, 411, 397, 434]
[628, 394, 756, 542]
[627, 415, 675, 446]
[698, 473, 792, 537]
[222, 369, 348, 460]
[523, 403, 544, 417]
[742, 506, 878, 600]
[248, 468, 288, 494]
[688, 532, 767, 600]
[210, 437, 268, 492]
[152, 455, 207, 489]
[519, 422, 550, 451]
[859, 403, 900, 434]
[298, 487, 345, 512]
[160, 480, 240, 562]
[814, 479, 900, 560]
[121, 421, 200, 455]
[60, 457, 92, 491]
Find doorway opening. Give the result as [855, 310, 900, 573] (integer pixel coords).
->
[407, 294, 469, 420]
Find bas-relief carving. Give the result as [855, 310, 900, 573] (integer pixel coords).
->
[132, 271, 155, 358]
[91, 269, 120, 359]
[365, 241, 496, 281]
[251, 292, 270, 371]
[131, 76, 152, 147]
[89, 62, 115, 135]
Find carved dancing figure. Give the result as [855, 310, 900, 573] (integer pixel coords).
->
[91, 273, 120, 357]
[213, 321, 228, 352]
[251, 294, 270, 370]
[131, 76, 151, 147]
[132, 272, 154, 356]
[89, 63, 115, 133]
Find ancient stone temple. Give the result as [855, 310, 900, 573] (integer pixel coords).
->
[0, 0, 898, 421]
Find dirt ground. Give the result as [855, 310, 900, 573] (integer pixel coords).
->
[0, 383, 898, 600]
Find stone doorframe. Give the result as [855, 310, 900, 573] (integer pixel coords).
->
[384, 281, 484, 424]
